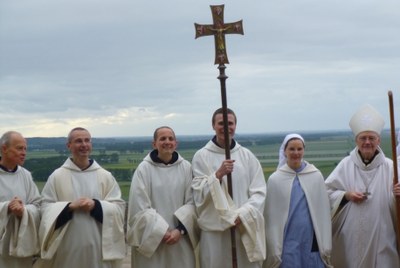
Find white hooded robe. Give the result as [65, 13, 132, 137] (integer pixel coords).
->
[34, 158, 126, 268]
[126, 152, 198, 268]
[325, 147, 399, 268]
[192, 140, 266, 268]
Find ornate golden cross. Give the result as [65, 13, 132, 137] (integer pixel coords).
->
[195, 5, 244, 65]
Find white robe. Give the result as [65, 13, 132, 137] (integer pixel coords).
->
[126, 152, 198, 268]
[192, 140, 266, 268]
[0, 166, 41, 268]
[325, 147, 399, 268]
[263, 163, 332, 268]
[34, 158, 126, 268]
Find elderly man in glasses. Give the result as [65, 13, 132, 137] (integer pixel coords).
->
[325, 104, 400, 268]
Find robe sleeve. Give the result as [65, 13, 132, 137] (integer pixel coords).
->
[325, 161, 348, 218]
[9, 207, 40, 257]
[174, 166, 200, 250]
[234, 153, 266, 262]
[127, 208, 169, 258]
[90, 199, 103, 223]
[192, 174, 238, 230]
[126, 167, 169, 258]
[96, 170, 126, 261]
[2, 177, 41, 258]
[174, 204, 200, 250]
[100, 200, 126, 260]
[0, 202, 10, 252]
[38, 201, 72, 259]
[54, 203, 73, 229]
[238, 206, 266, 262]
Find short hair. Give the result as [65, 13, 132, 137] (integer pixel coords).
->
[0, 131, 21, 147]
[212, 107, 237, 125]
[153, 126, 176, 141]
[67, 127, 90, 142]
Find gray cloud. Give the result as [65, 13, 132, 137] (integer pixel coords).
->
[1, 0, 400, 137]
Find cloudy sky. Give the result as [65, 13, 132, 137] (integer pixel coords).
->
[1, 0, 400, 138]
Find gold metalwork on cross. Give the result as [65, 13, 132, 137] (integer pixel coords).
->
[195, 5, 244, 65]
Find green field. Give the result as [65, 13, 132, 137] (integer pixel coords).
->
[29, 131, 396, 201]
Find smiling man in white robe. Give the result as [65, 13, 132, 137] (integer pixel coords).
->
[191, 108, 266, 268]
[34, 127, 126, 268]
[325, 104, 400, 268]
[0, 131, 41, 267]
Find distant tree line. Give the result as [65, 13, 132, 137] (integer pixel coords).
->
[106, 168, 134, 181]
[25, 131, 354, 181]
[24, 155, 133, 182]
[24, 156, 65, 182]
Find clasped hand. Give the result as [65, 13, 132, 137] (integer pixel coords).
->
[345, 191, 367, 204]
[69, 197, 95, 212]
[8, 196, 24, 218]
[162, 229, 181, 245]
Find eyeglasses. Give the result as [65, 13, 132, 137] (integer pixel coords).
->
[357, 136, 378, 142]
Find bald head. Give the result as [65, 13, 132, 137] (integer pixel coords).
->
[0, 131, 27, 170]
[1, 131, 23, 147]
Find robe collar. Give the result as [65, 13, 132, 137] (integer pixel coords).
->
[357, 149, 379, 165]
[279, 161, 317, 175]
[0, 163, 17, 173]
[350, 147, 385, 170]
[150, 149, 178, 165]
[0, 157, 18, 173]
[212, 135, 236, 149]
[69, 158, 94, 171]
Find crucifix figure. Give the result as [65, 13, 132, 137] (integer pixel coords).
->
[363, 190, 371, 199]
[195, 5, 244, 65]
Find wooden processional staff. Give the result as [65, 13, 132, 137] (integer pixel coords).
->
[195, 5, 244, 268]
[388, 90, 400, 251]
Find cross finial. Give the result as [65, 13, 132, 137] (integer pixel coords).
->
[195, 5, 244, 65]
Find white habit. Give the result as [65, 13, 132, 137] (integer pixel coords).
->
[264, 163, 332, 268]
[127, 152, 198, 268]
[192, 140, 266, 268]
[325, 147, 399, 268]
[0, 166, 41, 267]
[35, 158, 126, 268]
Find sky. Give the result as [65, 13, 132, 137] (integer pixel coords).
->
[1, 0, 400, 138]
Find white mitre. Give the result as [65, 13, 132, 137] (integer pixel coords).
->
[349, 104, 385, 137]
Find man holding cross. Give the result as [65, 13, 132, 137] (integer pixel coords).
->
[325, 104, 400, 267]
[191, 108, 266, 268]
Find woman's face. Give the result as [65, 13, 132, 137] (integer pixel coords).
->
[284, 138, 304, 170]
[152, 127, 177, 157]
